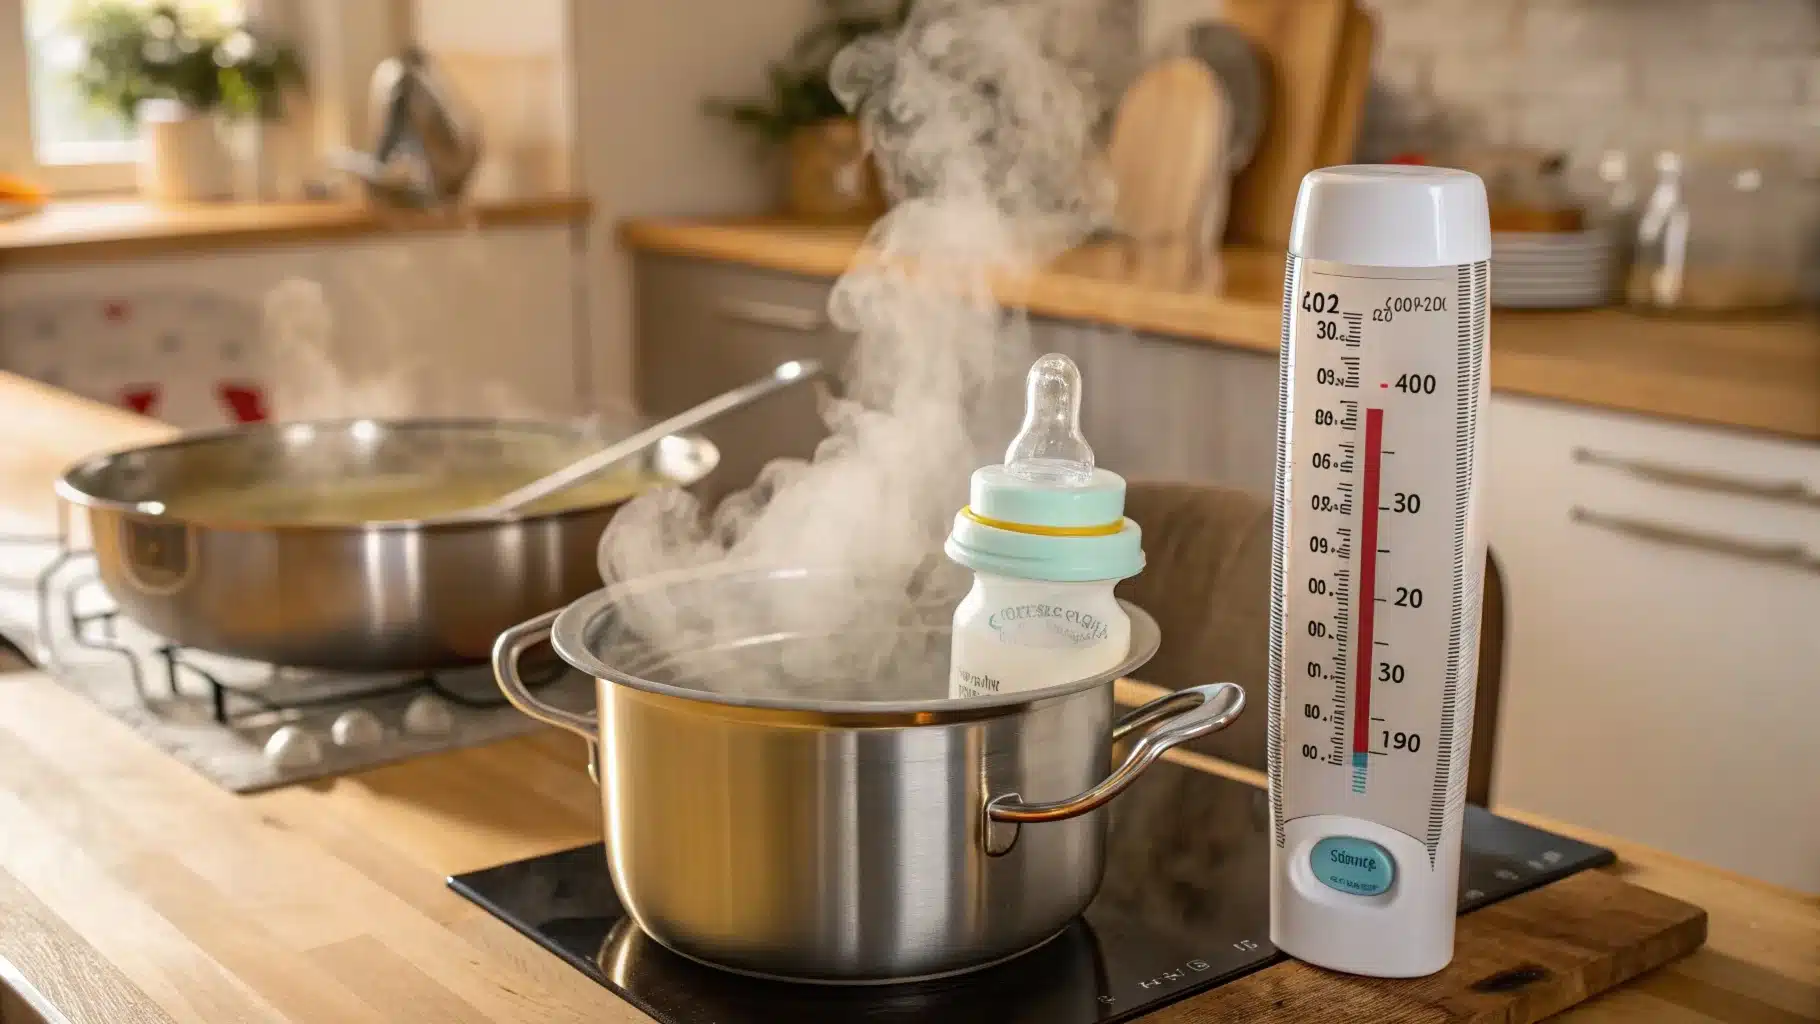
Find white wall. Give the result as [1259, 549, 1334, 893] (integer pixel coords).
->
[1356, 0, 1820, 170]
[570, 0, 820, 416]
[418, 0, 575, 200]
[415, 0, 565, 54]
[287, 0, 410, 160]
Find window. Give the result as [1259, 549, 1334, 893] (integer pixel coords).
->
[0, 0, 244, 193]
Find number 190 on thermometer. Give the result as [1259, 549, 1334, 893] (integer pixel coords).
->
[1268, 166, 1491, 979]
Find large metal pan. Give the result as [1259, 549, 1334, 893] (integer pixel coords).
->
[55, 418, 718, 671]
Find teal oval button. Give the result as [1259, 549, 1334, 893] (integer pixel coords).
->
[1311, 837, 1396, 896]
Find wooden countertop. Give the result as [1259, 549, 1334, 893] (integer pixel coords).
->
[621, 218, 1820, 442]
[0, 371, 1814, 1023]
[0, 194, 590, 269]
[0, 677, 1813, 1024]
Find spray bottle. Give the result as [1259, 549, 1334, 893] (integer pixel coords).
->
[945, 353, 1145, 698]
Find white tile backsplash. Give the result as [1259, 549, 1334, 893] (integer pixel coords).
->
[1358, 0, 1820, 174]
[1371, 45, 1433, 97]
[1695, 104, 1820, 149]
[1703, 0, 1820, 53]
[1637, 56, 1810, 104]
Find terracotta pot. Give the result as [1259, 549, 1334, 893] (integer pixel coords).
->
[785, 117, 885, 223]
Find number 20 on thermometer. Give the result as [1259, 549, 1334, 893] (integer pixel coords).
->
[1268, 166, 1491, 979]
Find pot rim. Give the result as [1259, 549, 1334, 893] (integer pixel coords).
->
[548, 565, 1161, 717]
[54, 416, 719, 532]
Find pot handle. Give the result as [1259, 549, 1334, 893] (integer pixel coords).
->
[984, 682, 1244, 854]
[492, 609, 597, 740]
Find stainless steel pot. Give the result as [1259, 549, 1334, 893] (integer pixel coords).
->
[55, 419, 718, 671]
[493, 566, 1245, 983]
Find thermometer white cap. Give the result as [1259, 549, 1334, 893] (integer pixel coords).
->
[1290, 165, 1490, 268]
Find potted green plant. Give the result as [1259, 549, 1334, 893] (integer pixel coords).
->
[69, 0, 303, 201]
[709, 0, 911, 222]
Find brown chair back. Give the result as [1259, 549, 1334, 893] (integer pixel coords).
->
[1115, 481, 1505, 806]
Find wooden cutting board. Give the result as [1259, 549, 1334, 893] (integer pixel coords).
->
[1103, 56, 1226, 288]
[1315, 1, 1376, 168]
[1152, 869, 1705, 1022]
[1112, 688, 1709, 1023]
[1223, 0, 1353, 247]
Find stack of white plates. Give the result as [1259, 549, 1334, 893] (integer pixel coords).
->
[1490, 229, 1618, 309]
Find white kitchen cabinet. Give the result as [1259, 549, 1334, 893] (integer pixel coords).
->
[307, 227, 580, 420]
[1036, 319, 1279, 496]
[1487, 394, 1820, 892]
[0, 225, 579, 429]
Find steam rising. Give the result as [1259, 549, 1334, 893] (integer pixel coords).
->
[595, 0, 1114, 699]
[262, 219, 609, 425]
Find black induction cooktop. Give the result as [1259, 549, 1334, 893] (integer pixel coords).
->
[450, 760, 1611, 1024]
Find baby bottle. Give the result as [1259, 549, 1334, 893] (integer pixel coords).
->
[945, 353, 1144, 699]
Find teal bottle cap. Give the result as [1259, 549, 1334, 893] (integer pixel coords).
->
[968, 464, 1128, 529]
[946, 511, 1144, 583]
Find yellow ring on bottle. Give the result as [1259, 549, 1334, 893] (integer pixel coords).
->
[960, 507, 1124, 538]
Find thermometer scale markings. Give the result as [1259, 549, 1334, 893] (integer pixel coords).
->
[1275, 255, 1485, 871]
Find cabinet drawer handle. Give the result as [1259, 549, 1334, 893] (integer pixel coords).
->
[1573, 447, 1819, 507]
[1570, 506, 1817, 573]
[716, 298, 826, 334]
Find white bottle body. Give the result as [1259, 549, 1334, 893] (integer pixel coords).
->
[948, 573, 1132, 699]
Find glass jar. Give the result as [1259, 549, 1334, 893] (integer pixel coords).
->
[1628, 146, 1817, 314]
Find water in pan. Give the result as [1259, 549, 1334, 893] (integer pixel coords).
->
[161, 466, 657, 524]
[589, 573, 962, 702]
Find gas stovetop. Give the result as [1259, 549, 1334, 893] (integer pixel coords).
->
[451, 759, 1613, 1024]
[0, 531, 593, 793]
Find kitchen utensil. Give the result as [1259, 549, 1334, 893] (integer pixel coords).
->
[56, 419, 719, 671]
[1314, 2, 1375, 168]
[1222, 0, 1353, 247]
[1628, 145, 1816, 315]
[1187, 21, 1269, 172]
[492, 565, 1247, 983]
[333, 46, 484, 207]
[468, 359, 820, 518]
[1270, 166, 1490, 977]
[1102, 57, 1226, 287]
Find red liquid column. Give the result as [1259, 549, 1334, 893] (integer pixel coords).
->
[1351, 407, 1384, 792]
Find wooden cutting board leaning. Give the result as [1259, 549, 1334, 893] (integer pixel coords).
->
[1222, 0, 1359, 247]
[1101, 56, 1228, 289]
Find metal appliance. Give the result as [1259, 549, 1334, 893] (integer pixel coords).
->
[0, 527, 595, 792]
[335, 45, 484, 206]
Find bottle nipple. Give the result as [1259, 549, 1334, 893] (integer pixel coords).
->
[1004, 353, 1095, 486]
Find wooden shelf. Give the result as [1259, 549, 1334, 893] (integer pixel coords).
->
[620, 217, 1820, 442]
[0, 195, 591, 269]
